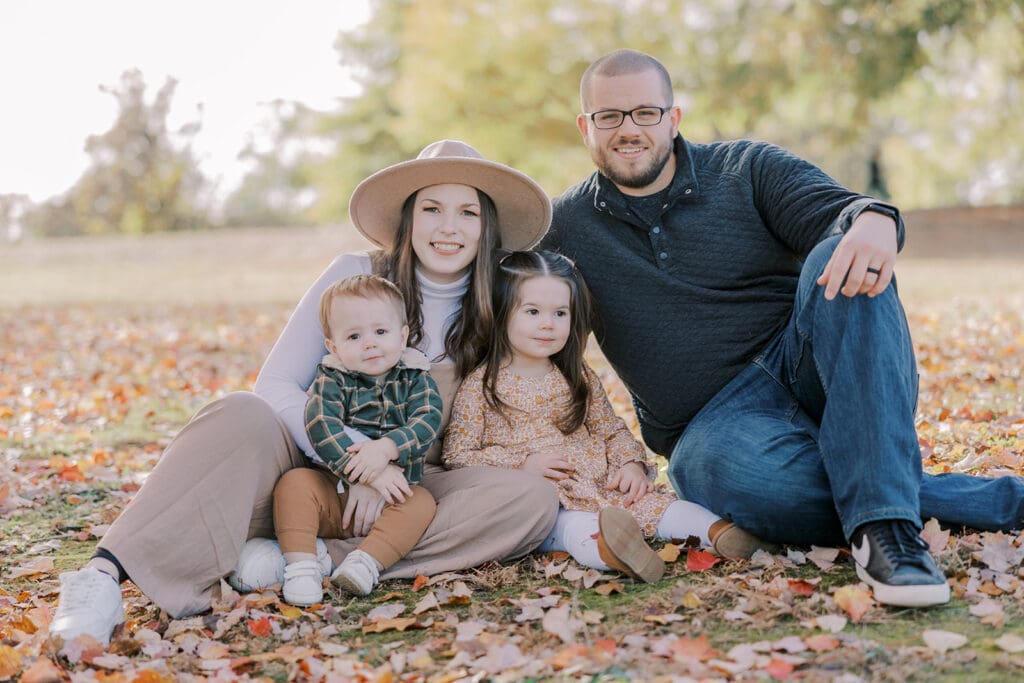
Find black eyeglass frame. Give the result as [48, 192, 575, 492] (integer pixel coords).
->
[582, 106, 673, 129]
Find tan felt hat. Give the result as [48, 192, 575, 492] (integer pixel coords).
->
[348, 139, 551, 251]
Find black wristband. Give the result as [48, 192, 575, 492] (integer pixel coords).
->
[863, 202, 899, 223]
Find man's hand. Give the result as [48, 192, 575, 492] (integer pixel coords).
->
[365, 465, 413, 505]
[522, 449, 574, 481]
[817, 210, 898, 300]
[343, 438, 398, 483]
[341, 483, 385, 537]
[605, 461, 653, 507]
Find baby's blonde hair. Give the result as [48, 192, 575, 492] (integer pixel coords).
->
[317, 274, 407, 338]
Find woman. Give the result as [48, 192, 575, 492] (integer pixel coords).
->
[50, 140, 560, 646]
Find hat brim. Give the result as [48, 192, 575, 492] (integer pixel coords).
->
[348, 156, 552, 251]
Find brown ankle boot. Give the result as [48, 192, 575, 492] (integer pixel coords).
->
[708, 520, 777, 559]
[596, 507, 665, 583]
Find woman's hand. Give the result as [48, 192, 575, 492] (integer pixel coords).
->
[342, 483, 386, 536]
[522, 449, 574, 481]
[605, 461, 653, 507]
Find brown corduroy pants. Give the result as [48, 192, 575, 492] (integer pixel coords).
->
[273, 467, 435, 569]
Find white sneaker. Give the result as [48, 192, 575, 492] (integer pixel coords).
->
[330, 549, 380, 596]
[282, 559, 325, 606]
[228, 538, 332, 592]
[50, 567, 125, 646]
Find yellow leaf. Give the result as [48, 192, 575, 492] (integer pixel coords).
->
[277, 605, 304, 620]
[679, 590, 702, 609]
[657, 543, 681, 562]
[833, 585, 873, 622]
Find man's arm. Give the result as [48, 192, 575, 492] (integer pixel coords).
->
[748, 143, 904, 299]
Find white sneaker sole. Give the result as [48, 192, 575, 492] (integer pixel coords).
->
[855, 564, 951, 607]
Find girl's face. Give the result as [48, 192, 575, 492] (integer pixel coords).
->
[410, 183, 483, 284]
[506, 275, 572, 369]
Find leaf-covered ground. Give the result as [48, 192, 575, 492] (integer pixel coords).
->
[2, 262, 1024, 680]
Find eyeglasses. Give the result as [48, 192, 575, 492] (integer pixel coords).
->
[583, 106, 672, 129]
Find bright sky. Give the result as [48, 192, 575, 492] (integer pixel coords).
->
[0, 1, 370, 204]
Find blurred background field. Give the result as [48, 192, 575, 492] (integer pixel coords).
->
[2, 207, 1021, 309]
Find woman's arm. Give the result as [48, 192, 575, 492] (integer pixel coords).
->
[254, 252, 372, 457]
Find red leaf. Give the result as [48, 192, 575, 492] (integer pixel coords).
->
[685, 549, 720, 571]
[787, 579, 817, 596]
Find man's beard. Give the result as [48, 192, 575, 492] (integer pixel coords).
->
[592, 139, 673, 191]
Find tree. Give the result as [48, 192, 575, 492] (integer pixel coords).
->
[236, 0, 1024, 227]
[26, 70, 210, 236]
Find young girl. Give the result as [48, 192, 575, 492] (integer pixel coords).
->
[442, 251, 770, 582]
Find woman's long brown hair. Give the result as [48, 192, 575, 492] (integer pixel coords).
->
[371, 187, 498, 379]
[482, 250, 593, 434]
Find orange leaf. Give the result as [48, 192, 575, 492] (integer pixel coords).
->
[547, 644, 588, 670]
[361, 617, 419, 634]
[685, 549, 720, 571]
[132, 669, 177, 683]
[59, 464, 86, 482]
[833, 585, 874, 622]
[804, 634, 840, 652]
[593, 638, 617, 655]
[0, 646, 22, 680]
[668, 633, 716, 662]
[247, 617, 273, 637]
[764, 658, 795, 680]
[594, 582, 624, 596]
[412, 575, 430, 591]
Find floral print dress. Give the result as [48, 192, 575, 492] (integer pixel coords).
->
[442, 363, 677, 536]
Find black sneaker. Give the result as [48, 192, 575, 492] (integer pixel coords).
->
[850, 519, 950, 607]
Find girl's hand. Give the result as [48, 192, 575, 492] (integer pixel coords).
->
[606, 461, 652, 507]
[522, 449, 574, 481]
[365, 465, 413, 505]
[344, 438, 397, 483]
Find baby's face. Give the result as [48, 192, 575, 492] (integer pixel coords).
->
[325, 295, 408, 377]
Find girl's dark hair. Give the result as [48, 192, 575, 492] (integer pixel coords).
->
[483, 250, 593, 434]
[371, 187, 499, 379]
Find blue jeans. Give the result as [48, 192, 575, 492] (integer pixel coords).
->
[668, 235, 1024, 545]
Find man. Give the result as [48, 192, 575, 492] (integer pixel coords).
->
[541, 49, 1024, 608]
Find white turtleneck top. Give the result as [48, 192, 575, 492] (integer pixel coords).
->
[254, 252, 469, 458]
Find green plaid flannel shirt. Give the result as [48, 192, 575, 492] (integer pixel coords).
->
[304, 351, 442, 485]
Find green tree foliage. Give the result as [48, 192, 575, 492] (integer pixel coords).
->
[238, 0, 1023, 227]
[26, 70, 208, 236]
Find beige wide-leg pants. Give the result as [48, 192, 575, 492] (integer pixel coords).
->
[97, 391, 559, 618]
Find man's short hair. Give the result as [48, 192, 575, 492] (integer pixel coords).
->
[580, 49, 673, 111]
[318, 274, 407, 338]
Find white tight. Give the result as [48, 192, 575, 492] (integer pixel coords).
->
[536, 500, 722, 570]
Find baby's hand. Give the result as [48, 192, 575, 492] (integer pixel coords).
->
[522, 449, 573, 481]
[344, 438, 397, 483]
[605, 461, 652, 507]
[366, 465, 412, 505]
